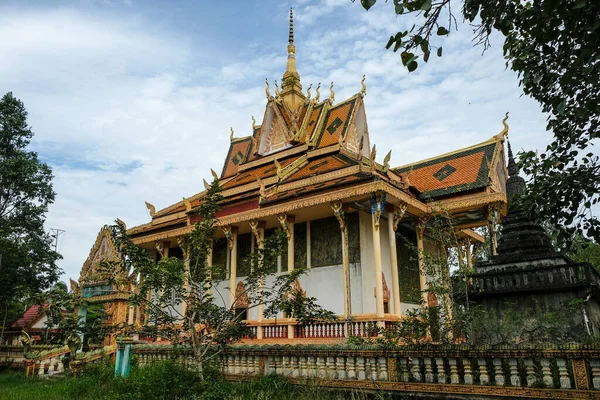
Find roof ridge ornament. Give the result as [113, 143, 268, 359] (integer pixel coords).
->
[360, 75, 366, 97]
[230, 127, 235, 142]
[328, 81, 335, 104]
[314, 82, 321, 103]
[251, 116, 257, 130]
[145, 201, 156, 217]
[497, 111, 509, 138]
[265, 78, 272, 100]
[306, 83, 312, 101]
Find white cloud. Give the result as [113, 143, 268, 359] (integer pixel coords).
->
[0, 1, 575, 282]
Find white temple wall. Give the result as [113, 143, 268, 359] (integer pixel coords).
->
[299, 264, 345, 316]
[350, 262, 363, 314]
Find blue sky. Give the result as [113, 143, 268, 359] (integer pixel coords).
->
[0, 0, 562, 281]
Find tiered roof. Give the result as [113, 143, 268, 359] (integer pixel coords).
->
[128, 10, 508, 242]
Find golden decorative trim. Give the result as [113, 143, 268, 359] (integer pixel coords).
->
[277, 214, 292, 240]
[360, 75, 366, 98]
[222, 226, 234, 249]
[572, 359, 589, 390]
[238, 145, 309, 172]
[393, 202, 408, 232]
[79, 225, 122, 288]
[436, 192, 507, 214]
[145, 201, 156, 217]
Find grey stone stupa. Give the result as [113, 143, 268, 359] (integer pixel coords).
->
[468, 140, 600, 336]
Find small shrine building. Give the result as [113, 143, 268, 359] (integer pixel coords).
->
[115, 9, 509, 341]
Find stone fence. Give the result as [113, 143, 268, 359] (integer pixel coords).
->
[132, 343, 600, 399]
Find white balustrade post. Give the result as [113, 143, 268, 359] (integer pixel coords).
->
[436, 357, 446, 383]
[493, 358, 505, 386]
[540, 359, 553, 387]
[509, 358, 520, 387]
[591, 359, 600, 389]
[524, 358, 536, 387]
[369, 357, 378, 381]
[557, 359, 571, 389]
[378, 357, 388, 381]
[412, 357, 423, 382]
[463, 358, 473, 385]
[336, 356, 347, 380]
[424, 357, 434, 383]
[356, 356, 366, 380]
[478, 358, 489, 385]
[399, 358, 410, 382]
[449, 358, 459, 384]
[347, 356, 356, 380]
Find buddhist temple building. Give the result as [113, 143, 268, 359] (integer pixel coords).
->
[109, 9, 510, 341]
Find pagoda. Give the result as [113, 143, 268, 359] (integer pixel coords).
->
[468, 141, 600, 337]
[86, 9, 511, 342]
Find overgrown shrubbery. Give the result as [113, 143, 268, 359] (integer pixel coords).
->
[0, 361, 380, 400]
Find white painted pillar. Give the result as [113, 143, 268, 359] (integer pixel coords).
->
[371, 195, 385, 327]
[387, 212, 401, 317]
[416, 219, 429, 306]
[229, 228, 238, 308]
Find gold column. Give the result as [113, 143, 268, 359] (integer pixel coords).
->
[332, 203, 351, 318]
[279, 214, 295, 339]
[371, 194, 386, 328]
[416, 217, 429, 307]
[387, 203, 406, 317]
[228, 227, 238, 308]
[250, 220, 265, 339]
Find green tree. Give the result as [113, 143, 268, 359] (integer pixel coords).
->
[0, 92, 61, 342]
[101, 179, 335, 379]
[357, 0, 600, 244]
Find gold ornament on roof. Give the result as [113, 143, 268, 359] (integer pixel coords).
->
[382, 150, 391, 173]
[251, 116, 257, 130]
[203, 179, 210, 190]
[211, 169, 219, 181]
[274, 159, 283, 179]
[256, 176, 266, 200]
[315, 82, 321, 102]
[274, 80, 281, 102]
[328, 81, 335, 103]
[182, 197, 191, 212]
[145, 201, 156, 217]
[116, 218, 126, 230]
[370, 144, 377, 173]
[306, 83, 312, 101]
[498, 111, 510, 138]
[230, 127, 235, 142]
[360, 75, 366, 97]
[265, 78, 272, 100]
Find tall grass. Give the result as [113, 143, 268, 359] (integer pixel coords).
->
[0, 362, 388, 400]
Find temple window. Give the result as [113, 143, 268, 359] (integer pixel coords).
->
[294, 222, 307, 269]
[211, 238, 228, 281]
[309, 213, 360, 268]
[169, 247, 184, 260]
[263, 229, 279, 273]
[395, 225, 421, 304]
[237, 233, 252, 277]
[310, 216, 342, 267]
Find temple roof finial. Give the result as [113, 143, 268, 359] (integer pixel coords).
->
[505, 138, 526, 206]
[507, 139, 518, 177]
[289, 8, 294, 45]
[281, 7, 303, 107]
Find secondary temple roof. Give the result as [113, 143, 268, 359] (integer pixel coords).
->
[127, 9, 509, 243]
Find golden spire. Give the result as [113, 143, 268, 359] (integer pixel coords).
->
[281, 7, 304, 109]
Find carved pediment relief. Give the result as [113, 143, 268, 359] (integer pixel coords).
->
[79, 225, 123, 286]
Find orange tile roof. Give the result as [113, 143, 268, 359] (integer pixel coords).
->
[394, 142, 496, 199]
[316, 97, 357, 148]
[283, 154, 356, 183]
[220, 157, 296, 190]
[304, 103, 324, 139]
[221, 137, 253, 178]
